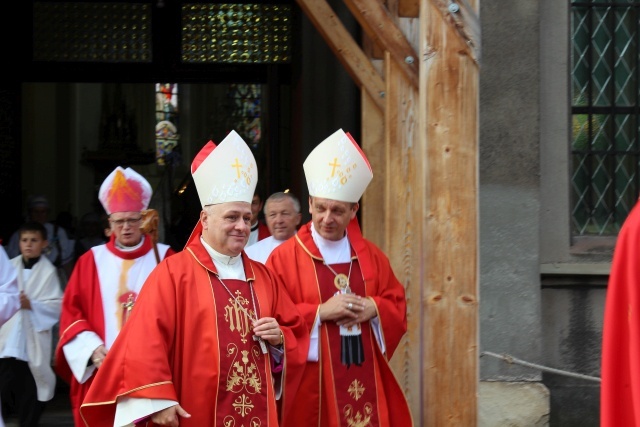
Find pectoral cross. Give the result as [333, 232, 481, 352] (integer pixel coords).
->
[120, 293, 136, 326]
[253, 335, 268, 354]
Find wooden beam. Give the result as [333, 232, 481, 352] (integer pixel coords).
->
[430, 0, 481, 63]
[399, 0, 420, 17]
[296, 0, 386, 111]
[363, 33, 385, 60]
[344, 0, 419, 88]
[421, 0, 479, 424]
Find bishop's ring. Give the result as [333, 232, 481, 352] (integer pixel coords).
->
[348, 302, 353, 310]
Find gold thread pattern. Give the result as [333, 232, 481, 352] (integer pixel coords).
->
[344, 402, 373, 427]
[347, 379, 365, 401]
[223, 290, 256, 344]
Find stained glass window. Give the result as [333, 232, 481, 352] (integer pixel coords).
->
[228, 84, 262, 148]
[155, 83, 180, 166]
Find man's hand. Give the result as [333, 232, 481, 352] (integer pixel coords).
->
[91, 344, 107, 369]
[339, 297, 377, 329]
[151, 404, 191, 426]
[253, 317, 283, 346]
[319, 293, 365, 323]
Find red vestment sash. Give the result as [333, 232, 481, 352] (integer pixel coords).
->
[318, 259, 383, 427]
[210, 275, 270, 426]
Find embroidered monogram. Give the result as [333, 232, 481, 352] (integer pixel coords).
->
[217, 275, 268, 353]
[223, 290, 255, 344]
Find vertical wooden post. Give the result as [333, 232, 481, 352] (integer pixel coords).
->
[382, 51, 423, 421]
[421, 1, 480, 425]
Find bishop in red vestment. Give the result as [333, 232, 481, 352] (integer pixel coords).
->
[55, 167, 175, 426]
[268, 129, 413, 427]
[601, 198, 640, 426]
[80, 130, 309, 427]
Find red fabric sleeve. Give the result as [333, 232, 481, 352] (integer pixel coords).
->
[55, 251, 105, 384]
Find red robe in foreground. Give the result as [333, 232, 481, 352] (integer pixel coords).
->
[267, 220, 413, 427]
[601, 199, 640, 426]
[79, 224, 309, 426]
[55, 235, 174, 426]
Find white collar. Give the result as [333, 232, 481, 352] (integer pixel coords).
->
[200, 236, 245, 280]
[310, 223, 351, 264]
[115, 235, 145, 251]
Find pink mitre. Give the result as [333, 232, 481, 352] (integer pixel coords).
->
[99, 167, 152, 214]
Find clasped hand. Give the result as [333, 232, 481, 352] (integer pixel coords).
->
[19, 291, 31, 310]
[319, 294, 375, 328]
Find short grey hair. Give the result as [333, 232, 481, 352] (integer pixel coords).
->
[264, 191, 300, 214]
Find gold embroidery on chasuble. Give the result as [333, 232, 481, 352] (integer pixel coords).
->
[224, 290, 255, 344]
[317, 259, 380, 427]
[116, 259, 137, 330]
[213, 275, 268, 426]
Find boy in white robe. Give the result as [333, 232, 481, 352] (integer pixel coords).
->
[0, 221, 62, 427]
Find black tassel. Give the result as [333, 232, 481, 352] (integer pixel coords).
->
[341, 334, 364, 367]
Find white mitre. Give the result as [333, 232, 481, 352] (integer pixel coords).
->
[191, 130, 258, 206]
[303, 128, 373, 203]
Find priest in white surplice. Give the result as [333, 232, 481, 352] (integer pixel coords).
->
[245, 191, 302, 264]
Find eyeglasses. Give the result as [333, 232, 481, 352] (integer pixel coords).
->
[110, 217, 142, 227]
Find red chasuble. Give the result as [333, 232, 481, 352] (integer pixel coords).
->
[55, 234, 174, 427]
[79, 223, 309, 427]
[267, 219, 413, 427]
[601, 199, 640, 426]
